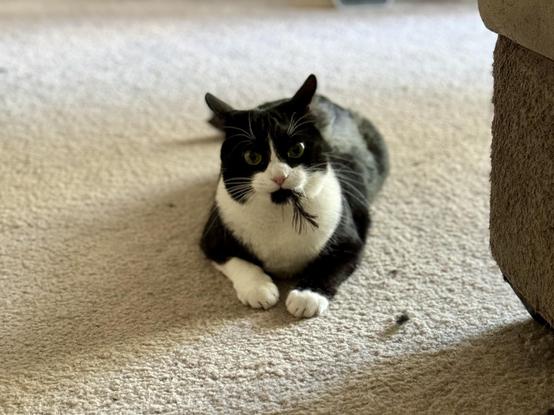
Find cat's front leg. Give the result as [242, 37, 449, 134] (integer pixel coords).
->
[286, 240, 363, 318]
[213, 258, 279, 310]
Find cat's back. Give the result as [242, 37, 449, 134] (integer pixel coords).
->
[313, 95, 389, 199]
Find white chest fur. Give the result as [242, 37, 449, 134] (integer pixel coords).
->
[215, 170, 343, 277]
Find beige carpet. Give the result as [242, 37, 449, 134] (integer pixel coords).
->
[1, 1, 553, 414]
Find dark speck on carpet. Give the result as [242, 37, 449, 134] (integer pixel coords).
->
[396, 313, 410, 325]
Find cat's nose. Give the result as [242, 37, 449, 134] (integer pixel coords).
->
[272, 175, 287, 186]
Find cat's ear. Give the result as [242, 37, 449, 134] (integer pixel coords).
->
[205, 93, 234, 130]
[290, 74, 317, 110]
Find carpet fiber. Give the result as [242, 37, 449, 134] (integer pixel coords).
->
[1, 1, 553, 414]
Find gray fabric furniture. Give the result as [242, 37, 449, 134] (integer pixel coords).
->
[479, 0, 554, 327]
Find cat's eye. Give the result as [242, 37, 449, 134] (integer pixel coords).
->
[244, 150, 262, 166]
[287, 142, 305, 159]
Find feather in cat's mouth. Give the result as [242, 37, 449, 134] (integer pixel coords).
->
[270, 188, 294, 205]
[271, 189, 319, 233]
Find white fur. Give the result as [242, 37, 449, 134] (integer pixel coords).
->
[213, 258, 279, 309]
[254, 142, 298, 193]
[215, 164, 342, 277]
[286, 289, 329, 318]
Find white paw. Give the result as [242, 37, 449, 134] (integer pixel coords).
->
[286, 289, 329, 318]
[234, 274, 279, 310]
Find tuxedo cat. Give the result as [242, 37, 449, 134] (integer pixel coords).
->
[201, 74, 388, 318]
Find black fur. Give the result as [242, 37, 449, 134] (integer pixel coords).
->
[200, 205, 262, 267]
[201, 74, 388, 300]
[215, 107, 328, 206]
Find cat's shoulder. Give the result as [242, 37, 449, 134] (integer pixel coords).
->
[200, 203, 261, 266]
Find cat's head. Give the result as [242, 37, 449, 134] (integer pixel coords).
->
[205, 74, 330, 206]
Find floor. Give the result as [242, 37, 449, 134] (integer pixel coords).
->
[1, 1, 552, 414]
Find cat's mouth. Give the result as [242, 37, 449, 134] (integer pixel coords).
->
[270, 189, 294, 205]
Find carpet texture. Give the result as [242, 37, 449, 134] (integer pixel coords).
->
[1, 1, 553, 414]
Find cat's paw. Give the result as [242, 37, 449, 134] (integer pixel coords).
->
[286, 289, 329, 318]
[234, 274, 279, 310]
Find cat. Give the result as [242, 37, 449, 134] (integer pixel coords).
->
[200, 74, 388, 318]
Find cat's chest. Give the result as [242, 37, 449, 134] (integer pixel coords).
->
[215, 177, 342, 276]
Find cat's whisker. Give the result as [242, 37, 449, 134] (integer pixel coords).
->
[334, 170, 367, 184]
[228, 187, 254, 198]
[248, 112, 255, 140]
[224, 183, 253, 188]
[228, 189, 252, 197]
[289, 120, 312, 136]
[325, 159, 369, 180]
[341, 189, 367, 209]
[332, 166, 366, 178]
[229, 189, 251, 196]
[303, 159, 369, 207]
[226, 186, 253, 191]
[337, 182, 368, 207]
[226, 181, 252, 187]
[288, 112, 311, 136]
[224, 181, 253, 187]
[224, 178, 254, 186]
[287, 112, 297, 135]
[224, 125, 255, 140]
[230, 189, 254, 202]
[307, 162, 330, 171]
[227, 184, 250, 192]
[338, 181, 368, 200]
[224, 176, 252, 180]
[201, 204, 221, 238]
[322, 151, 354, 161]
[337, 174, 368, 193]
[228, 138, 255, 155]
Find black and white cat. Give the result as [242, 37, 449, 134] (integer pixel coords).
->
[201, 75, 388, 318]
